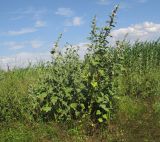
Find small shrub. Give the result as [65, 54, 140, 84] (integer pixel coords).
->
[30, 5, 120, 124]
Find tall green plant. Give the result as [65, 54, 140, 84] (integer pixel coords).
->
[83, 5, 122, 123]
[30, 5, 122, 123]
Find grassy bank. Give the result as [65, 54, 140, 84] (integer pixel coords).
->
[0, 41, 160, 142]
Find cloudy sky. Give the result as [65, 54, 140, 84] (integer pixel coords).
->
[0, 0, 160, 69]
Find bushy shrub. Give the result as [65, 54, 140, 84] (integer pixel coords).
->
[30, 6, 122, 123]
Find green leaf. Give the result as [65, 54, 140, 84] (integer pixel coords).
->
[97, 96, 104, 103]
[51, 96, 58, 105]
[98, 118, 103, 123]
[91, 81, 98, 88]
[96, 110, 101, 115]
[75, 111, 80, 117]
[64, 88, 72, 94]
[76, 88, 81, 93]
[92, 60, 99, 66]
[48, 87, 53, 93]
[102, 114, 109, 120]
[42, 106, 52, 113]
[98, 69, 105, 76]
[100, 104, 110, 112]
[120, 66, 126, 72]
[80, 103, 85, 110]
[70, 103, 77, 109]
[38, 93, 47, 101]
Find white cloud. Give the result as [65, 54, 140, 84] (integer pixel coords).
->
[98, 0, 111, 5]
[76, 43, 90, 58]
[0, 52, 51, 70]
[5, 20, 46, 36]
[55, 8, 74, 17]
[0, 42, 89, 70]
[10, 7, 48, 20]
[111, 22, 160, 43]
[30, 40, 44, 48]
[35, 20, 46, 28]
[61, 42, 90, 59]
[3, 42, 26, 50]
[65, 17, 84, 26]
[73, 17, 84, 26]
[6, 28, 37, 36]
[2, 40, 45, 50]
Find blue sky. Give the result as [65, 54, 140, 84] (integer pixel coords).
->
[0, 0, 160, 69]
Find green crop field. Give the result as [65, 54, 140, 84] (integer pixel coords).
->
[0, 6, 160, 142]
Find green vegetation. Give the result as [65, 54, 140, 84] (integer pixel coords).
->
[0, 6, 160, 141]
